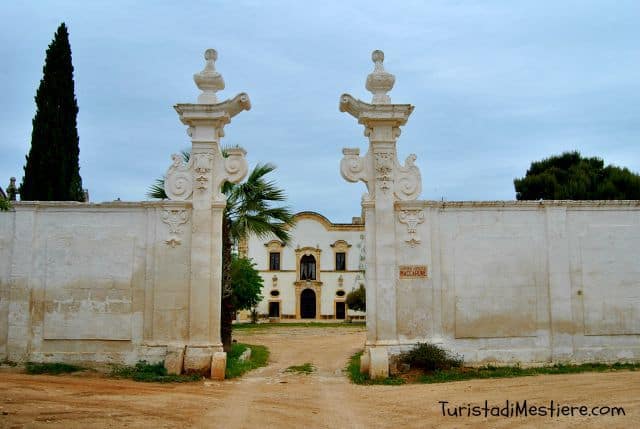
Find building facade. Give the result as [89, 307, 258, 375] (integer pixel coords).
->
[246, 212, 366, 320]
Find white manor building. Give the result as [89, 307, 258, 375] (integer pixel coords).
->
[244, 212, 366, 320]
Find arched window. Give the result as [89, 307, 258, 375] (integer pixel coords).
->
[300, 255, 316, 280]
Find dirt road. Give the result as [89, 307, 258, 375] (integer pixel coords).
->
[1, 326, 638, 428]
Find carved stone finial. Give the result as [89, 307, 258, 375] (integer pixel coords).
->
[194, 48, 225, 104]
[7, 177, 17, 201]
[365, 50, 395, 104]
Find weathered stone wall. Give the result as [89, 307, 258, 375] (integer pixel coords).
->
[0, 201, 193, 365]
[389, 200, 640, 365]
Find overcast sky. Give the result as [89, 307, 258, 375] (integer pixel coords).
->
[1, 1, 638, 222]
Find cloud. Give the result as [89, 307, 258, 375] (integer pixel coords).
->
[1, 1, 638, 222]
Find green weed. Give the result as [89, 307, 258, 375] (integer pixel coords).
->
[285, 363, 314, 374]
[110, 360, 200, 383]
[225, 343, 270, 379]
[25, 362, 84, 375]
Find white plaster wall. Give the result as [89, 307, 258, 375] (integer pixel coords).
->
[0, 211, 14, 359]
[0, 201, 193, 364]
[389, 201, 640, 364]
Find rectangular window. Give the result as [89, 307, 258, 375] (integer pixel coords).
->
[269, 252, 280, 271]
[335, 252, 346, 271]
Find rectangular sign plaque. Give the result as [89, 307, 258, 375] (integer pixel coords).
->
[399, 265, 428, 279]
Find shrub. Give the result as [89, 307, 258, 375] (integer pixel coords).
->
[110, 360, 200, 383]
[346, 284, 366, 312]
[400, 343, 463, 371]
[25, 362, 84, 375]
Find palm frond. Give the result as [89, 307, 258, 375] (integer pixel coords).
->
[147, 177, 167, 199]
[225, 162, 295, 246]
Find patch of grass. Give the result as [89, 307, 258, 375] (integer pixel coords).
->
[418, 362, 640, 384]
[285, 363, 314, 374]
[346, 351, 405, 385]
[225, 343, 270, 379]
[347, 350, 640, 386]
[233, 321, 365, 330]
[25, 362, 84, 375]
[110, 360, 200, 383]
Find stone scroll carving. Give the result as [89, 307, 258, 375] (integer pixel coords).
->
[163, 148, 248, 202]
[340, 148, 422, 201]
[161, 209, 190, 247]
[340, 148, 372, 196]
[211, 147, 249, 201]
[394, 154, 422, 201]
[165, 154, 193, 201]
[398, 209, 425, 247]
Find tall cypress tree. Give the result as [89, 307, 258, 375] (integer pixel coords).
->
[20, 23, 83, 201]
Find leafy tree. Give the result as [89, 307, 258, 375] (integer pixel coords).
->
[229, 256, 263, 311]
[346, 284, 366, 312]
[20, 23, 83, 201]
[514, 151, 640, 200]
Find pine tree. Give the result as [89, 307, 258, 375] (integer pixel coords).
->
[20, 23, 83, 201]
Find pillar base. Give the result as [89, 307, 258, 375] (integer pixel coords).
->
[211, 351, 227, 380]
[368, 347, 389, 379]
[164, 345, 186, 375]
[183, 345, 222, 376]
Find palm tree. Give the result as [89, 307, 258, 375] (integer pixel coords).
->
[220, 163, 294, 349]
[148, 156, 295, 350]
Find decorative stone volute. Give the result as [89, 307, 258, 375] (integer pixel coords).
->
[194, 48, 225, 104]
[365, 50, 395, 104]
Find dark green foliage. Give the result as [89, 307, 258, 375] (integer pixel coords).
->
[514, 151, 640, 200]
[230, 256, 264, 311]
[225, 343, 269, 379]
[400, 342, 463, 371]
[25, 361, 84, 375]
[0, 197, 10, 212]
[346, 284, 366, 312]
[20, 23, 83, 201]
[110, 360, 200, 383]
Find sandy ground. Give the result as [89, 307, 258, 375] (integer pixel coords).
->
[1, 326, 638, 428]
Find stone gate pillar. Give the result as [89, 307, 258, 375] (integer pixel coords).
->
[339, 50, 421, 378]
[164, 49, 250, 376]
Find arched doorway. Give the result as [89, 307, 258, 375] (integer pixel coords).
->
[300, 289, 316, 319]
